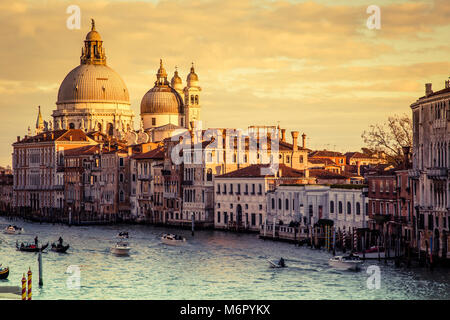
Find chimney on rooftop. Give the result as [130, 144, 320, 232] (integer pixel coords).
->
[302, 133, 306, 149]
[425, 83, 433, 96]
[17, 136, 20, 142]
[291, 131, 299, 151]
[445, 80, 450, 89]
[281, 129, 286, 142]
[402, 146, 410, 168]
[356, 160, 361, 176]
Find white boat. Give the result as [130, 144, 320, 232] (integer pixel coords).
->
[3, 226, 24, 235]
[161, 234, 186, 246]
[328, 255, 362, 271]
[111, 240, 131, 256]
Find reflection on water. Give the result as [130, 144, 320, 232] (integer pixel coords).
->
[0, 217, 449, 300]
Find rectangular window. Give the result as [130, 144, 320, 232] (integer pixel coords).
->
[217, 212, 221, 224]
[251, 213, 256, 226]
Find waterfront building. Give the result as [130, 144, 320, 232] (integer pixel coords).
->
[367, 162, 414, 243]
[266, 184, 369, 231]
[131, 146, 165, 222]
[12, 129, 97, 217]
[213, 164, 305, 232]
[0, 171, 13, 214]
[409, 81, 450, 259]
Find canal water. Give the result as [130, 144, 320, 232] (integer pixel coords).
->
[0, 217, 449, 300]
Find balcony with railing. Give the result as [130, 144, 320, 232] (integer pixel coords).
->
[408, 169, 420, 179]
[138, 173, 152, 181]
[426, 167, 448, 180]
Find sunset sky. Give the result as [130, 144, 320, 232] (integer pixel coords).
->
[1, 0, 449, 166]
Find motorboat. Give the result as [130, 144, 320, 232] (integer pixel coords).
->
[16, 241, 48, 252]
[51, 243, 70, 253]
[329, 255, 362, 271]
[268, 258, 287, 268]
[3, 225, 24, 235]
[0, 265, 9, 280]
[111, 240, 131, 256]
[161, 233, 186, 246]
[117, 232, 129, 239]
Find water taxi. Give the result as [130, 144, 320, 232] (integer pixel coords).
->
[161, 234, 186, 246]
[328, 255, 362, 271]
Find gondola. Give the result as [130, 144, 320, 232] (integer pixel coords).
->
[16, 242, 48, 252]
[51, 243, 70, 253]
[0, 266, 9, 280]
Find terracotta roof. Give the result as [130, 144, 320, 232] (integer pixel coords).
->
[308, 158, 338, 166]
[416, 86, 450, 101]
[133, 146, 165, 160]
[279, 140, 310, 152]
[14, 129, 91, 144]
[345, 152, 378, 160]
[309, 169, 349, 179]
[216, 164, 304, 178]
[63, 145, 102, 156]
[309, 150, 344, 158]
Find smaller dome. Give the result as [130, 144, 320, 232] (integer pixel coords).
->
[187, 63, 199, 87]
[171, 69, 182, 90]
[140, 86, 183, 115]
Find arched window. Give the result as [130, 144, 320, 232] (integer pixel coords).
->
[190, 95, 194, 104]
[338, 201, 343, 214]
[206, 168, 212, 181]
[330, 201, 334, 213]
[69, 123, 75, 129]
[278, 198, 282, 210]
[195, 95, 199, 104]
[272, 198, 275, 210]
[285, 199, 289, 210]
[347, 202, 351, 214]
[356, 202, 361, 215]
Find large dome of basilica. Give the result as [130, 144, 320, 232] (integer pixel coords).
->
[57, 64, 130, 105]
[52, 19, 134, 134]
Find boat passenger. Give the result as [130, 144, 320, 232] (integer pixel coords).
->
[278, 258, 285, 267]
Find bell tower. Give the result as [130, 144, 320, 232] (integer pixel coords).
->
[183, 63, 201, 130]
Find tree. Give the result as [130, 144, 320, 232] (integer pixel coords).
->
[361, 114, 412, 166]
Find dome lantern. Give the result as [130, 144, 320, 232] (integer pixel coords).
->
[81, 19, 106, 65]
